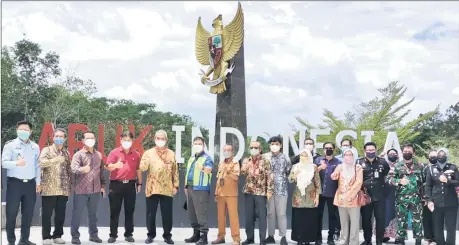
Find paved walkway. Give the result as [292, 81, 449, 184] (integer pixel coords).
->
[3, 227, 458, 245]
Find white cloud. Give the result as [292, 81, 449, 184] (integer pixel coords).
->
[3, 1, 458, 136]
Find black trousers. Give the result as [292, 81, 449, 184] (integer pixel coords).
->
[432, 206, 458, 245]
[146, 194, 173, 239]
[5, 177, 36, 243]
[108, 181, 136, 238]
[316, 195, 338, 241]
[42, 195, 68, 239]
[244, 194, 267, 242]
[361, 200, 386, 242]
[423, 205, 435, 241]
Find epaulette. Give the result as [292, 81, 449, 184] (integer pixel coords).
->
[356, 157, 365, 164]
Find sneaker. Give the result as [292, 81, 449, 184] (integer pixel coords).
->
[42, 239, 52, 245]
[53, 238, 66, 244]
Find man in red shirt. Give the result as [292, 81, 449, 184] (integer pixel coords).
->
[105, 132, 142, 243]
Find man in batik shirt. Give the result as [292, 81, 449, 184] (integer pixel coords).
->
[264, 136, 292, 245]
[241, 141, 274, 245]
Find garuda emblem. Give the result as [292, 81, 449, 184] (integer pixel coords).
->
[195, 2, 244, 94]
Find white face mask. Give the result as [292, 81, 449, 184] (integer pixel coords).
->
[155, 140, 166, 147]
[304, 144, 314, 152]
[250, 148, 259, 156]
[192, 144, 203, 154]
[223, 151, 232, 159]
[270, 145, 280, 153]
[84, 139, 96, 148]
[121, 141, 132, 149]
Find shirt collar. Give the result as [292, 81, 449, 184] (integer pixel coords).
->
[118, 146, 131, 154]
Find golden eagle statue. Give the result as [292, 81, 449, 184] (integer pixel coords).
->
[195, 2, 244, 94]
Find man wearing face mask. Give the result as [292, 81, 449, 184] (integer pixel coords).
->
[425, 148, 459, 245]
[140, 130, 178, 244]
[387, 143, 423, 245]
[212, 144, 241, 245]
[2, 120, 41, 245]
[39, 128, 72, 245]
[422, 150, 437, 245]
[356, 142, 390, 245]
[105, 132, 142, 243]
[70, 131, 106, 244]
[241, 141, 274, 245]
[314, 142, 341, 245]
[291, 138, 321, 165]
[184, 136, 214, 245]
[264, 136, 292, 245]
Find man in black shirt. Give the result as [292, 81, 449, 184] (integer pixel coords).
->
[425, 148, 459, 245]
[356, 142, 390, 245]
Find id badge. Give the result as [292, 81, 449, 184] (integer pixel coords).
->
[219, 178, 225, 186]
[374, 171, 379, 178]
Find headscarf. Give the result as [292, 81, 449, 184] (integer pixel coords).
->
[341, 148, 357, 180]
[296, 149, 315, 196]
[437, 147, 450, 169]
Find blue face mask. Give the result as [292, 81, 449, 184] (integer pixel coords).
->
[17, 130, 30, 140]
[54, 137, 65, 145]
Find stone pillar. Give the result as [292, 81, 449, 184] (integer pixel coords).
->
[214, 42, 247, 163]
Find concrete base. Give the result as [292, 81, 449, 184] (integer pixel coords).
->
[3, 227, 452, 245]
[1, 202, 22, 229]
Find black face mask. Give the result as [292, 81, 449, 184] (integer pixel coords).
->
[403, 153, 413, 161]
[428, 157, 437, 164]
[325, 149, 334, 156]
[437, 156, 447, 164]
[388, 155, 398, 163]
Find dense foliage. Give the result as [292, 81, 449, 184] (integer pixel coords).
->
[1, 38, 208, 167]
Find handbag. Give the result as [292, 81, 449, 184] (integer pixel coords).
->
[357, 187, 371, 206]
[354, 165, 371, 206]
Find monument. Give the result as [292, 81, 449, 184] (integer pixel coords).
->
[194, 2, 247, 162]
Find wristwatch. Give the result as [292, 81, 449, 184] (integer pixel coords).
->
[136, 183, 142, 187]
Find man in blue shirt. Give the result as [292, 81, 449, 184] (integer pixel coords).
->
[2, 120, 41, 245]
[314, 142, 341, 245]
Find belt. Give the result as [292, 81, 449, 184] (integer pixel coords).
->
[8, 177, 35, 183]
[111, 180, 136, 184]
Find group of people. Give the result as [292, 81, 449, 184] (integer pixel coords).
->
[1, 120, 458, 245]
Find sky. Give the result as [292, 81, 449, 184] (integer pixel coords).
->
[2, 1, 459, 138]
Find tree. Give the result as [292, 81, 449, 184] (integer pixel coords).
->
[295, 81, 438, 155]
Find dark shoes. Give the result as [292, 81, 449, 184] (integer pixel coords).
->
[108, 237, 116, 243]
[415, 239, 421, 245]
[18, 240, 36, 245]
[360, 241, 371, 245]
[265, 236, 275, 244]
[89, 236, 102, 243]
[196, 232, 208, 245]
[185, 231, 201, 243]
[71, 238, 81, 245]
[327, 240, 335, 245]
[280, 237, 288, 245]
[242, 239, 255, 245]
[315, 240, 322, 245]
[164, 238, 175, 244]
[145, 237, 154, 244]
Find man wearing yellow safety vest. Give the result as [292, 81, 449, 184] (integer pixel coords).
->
[184, 136, 214, 245]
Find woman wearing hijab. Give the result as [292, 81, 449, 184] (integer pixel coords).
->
[330, 148, 363, 245]
[289, 150, 321, 245]
[422, 150, 437, 245]
[380, 149, 400, 243]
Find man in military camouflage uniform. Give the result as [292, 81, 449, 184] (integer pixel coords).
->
[387, 143, 423, 245]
